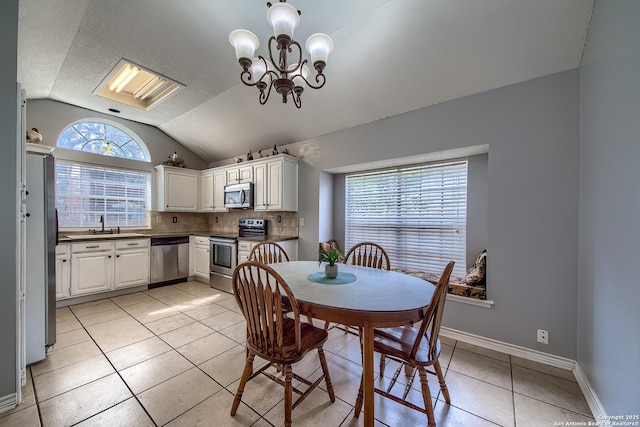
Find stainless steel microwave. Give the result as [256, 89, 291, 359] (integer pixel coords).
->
[224, 182, 254, 208]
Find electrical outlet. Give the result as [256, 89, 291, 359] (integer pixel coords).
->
[215, 216, 218, 223]
[299, 217, 304, 227]
[172, 216, 178, 223]
[537, 329, 549, 345]
[277, 215, 282, 223]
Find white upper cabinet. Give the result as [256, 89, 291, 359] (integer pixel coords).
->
[200, 169, 214, 211]
[155, 165, 199, 212]
[213, 169, 229, 212]
[226, 165, 253, 184]
[253, 155, 298, 211]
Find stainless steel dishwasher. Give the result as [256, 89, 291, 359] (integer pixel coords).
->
[150, 236, 189, 287]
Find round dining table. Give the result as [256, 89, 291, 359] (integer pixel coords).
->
[269, 261, 435, 427]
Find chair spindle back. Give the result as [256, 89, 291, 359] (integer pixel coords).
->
[344, 242, 390, 270]
[232, 261, 301, 359]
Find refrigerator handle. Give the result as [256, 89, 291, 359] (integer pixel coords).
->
[55, 208, 58, 246]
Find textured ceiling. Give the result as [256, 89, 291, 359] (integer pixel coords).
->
[18, 0, 593, 163]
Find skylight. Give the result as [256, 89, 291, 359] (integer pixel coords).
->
[94, 59, 184, 110]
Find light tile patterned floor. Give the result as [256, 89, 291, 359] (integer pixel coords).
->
[0, 281, 594, 426]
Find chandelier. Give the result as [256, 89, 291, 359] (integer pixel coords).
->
[229, 1, 334, 108]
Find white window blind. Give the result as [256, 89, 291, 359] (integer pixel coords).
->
[345, 160, 467, 277]
[56, 160, 151, 228]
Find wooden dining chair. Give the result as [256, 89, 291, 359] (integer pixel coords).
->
[344, 241, 391, 271]
[249, 240, 290, 264]
[324, 242, 391, 332]
[353, 261, 455, 427]
[230, 261, 335, 427]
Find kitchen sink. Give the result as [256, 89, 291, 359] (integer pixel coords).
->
[65, 233, 147, 240]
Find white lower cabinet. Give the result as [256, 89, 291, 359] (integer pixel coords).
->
[237, 239, 298, 263]
[55, 244, 70, 300]
[70, 248, 113, 296]
[114, 239, 150, 289]
[190, 236, 210, 283]
[65, 238, 150, 300]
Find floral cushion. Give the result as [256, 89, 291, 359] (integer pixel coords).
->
[391, 268, 487, 300]
[318, 240, 346, 263]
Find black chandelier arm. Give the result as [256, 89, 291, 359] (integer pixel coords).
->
[267, 36, 303, 76]
[299, 72, 327, 90]
[259, 80, 273, 105]
[239, 58, 280, 89]
[291, 91, 302, 108]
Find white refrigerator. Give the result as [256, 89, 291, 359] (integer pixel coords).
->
[24, 149, 57, 364]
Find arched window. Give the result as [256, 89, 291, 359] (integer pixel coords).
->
[55, 120, 152, 229]
[57, 120, 150, 161]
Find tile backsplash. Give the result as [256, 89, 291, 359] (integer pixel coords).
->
[62, 211, 298, 237]
[209, 211, 298, 237]
[149, 211, 210, 233]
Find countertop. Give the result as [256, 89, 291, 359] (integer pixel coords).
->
[58, 231, 297, 243]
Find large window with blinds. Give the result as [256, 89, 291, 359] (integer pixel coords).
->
[56, 160, 151, 228]
[345, 160, 467, 277]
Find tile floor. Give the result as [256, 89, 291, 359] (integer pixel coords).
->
[0, 281, 594, 426]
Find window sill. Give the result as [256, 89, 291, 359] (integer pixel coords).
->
[447, 294, 494, 308]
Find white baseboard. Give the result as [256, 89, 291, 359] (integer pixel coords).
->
[440, 326, 576, 371]
[440, 327, 608, 419]
[573, 362, 607, 419]
[0, 393, 17, 415]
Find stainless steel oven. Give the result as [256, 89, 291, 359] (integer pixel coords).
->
[209, 236, 237, 278]
[209, 219, 267, 293]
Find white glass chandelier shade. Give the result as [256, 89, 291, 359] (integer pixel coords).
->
[251, 58, 274, 84]
[291, 64, 310, 87]
[266, 2, 299, 39]
[229, 29, 259, 60]
[305, 33, 333, 65]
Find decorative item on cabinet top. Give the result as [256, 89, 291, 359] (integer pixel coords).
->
[163, 151, 185, 168]
[26, 127, 43, 143]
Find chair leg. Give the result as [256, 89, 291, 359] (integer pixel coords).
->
[318, 348, 336, 402]
[354, 376, 364, 418]
[231, 351, 255, 416]
[379, 355, 387, 376]
[323, 320, 330, 330]
[417, 367, 436, 427]
[284, 364, 293, 427]
[433, 359, 450, 403]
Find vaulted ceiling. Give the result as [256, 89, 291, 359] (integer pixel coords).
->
[18, 0, 593, 162]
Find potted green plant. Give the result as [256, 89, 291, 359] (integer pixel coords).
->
[319, 247, 341, 278]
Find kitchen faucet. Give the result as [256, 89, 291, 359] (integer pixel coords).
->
[100, 215, 105, 233]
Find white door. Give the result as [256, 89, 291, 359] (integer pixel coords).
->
[253, 162, 268, 211]
[114, 248, 150, 289]
[70, 252, 113, 296]
[194, 244, 210, 280]
[213, 170, 228, 211]
[165, 170, 198, 210]
[55, 255, 70, 299]
[267, 160, 283, 210]
[200, 172, 214, 211]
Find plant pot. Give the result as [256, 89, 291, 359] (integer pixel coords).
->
[325, 264, 338, 279]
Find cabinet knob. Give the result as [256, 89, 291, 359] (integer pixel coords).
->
[26, 213, 31, 217]
[108, 255, 112, 258]
[116, 254, 120, 258]
[62, 259, 67, 262]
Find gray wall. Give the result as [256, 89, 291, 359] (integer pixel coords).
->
[318, 171, 334, 243]
[287, 70, 580, 358]
[0, 0, 19, 400]
[26, 99, 208, 171]
[578, 0, 640, 413]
